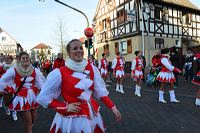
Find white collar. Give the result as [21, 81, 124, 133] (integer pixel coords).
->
[3, 62, 13, 70]
[65, 58, 87, 72]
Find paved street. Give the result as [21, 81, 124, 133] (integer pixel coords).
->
[0, 76, 200, 133]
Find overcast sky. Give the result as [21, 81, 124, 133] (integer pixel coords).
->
[0, 0, 199, 53]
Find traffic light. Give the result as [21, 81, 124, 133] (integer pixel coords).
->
[85, 39, 93, 49]
[85, 40, 88, 48]
[88, 38, 93, 49]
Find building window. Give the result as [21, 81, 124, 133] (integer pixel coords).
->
[155, 6, 162, 20]
[103, 44, 109, 56]
[115, 42, 119, 54]
[2, 37, 6, 41]
[155, 38, 164, 49]
[117, 9, 125, 25]
[106, 17, 111, 29]
[127, 39, 132, 54]
[102, 18, 111, 31]
[119, 41, 127, 54]
[180, 11, 191, 25]
[163, 8, 169, 22]
[99, 21, 103, 32]
[103, 19, 107, 30]
[175, 40, 181, 47]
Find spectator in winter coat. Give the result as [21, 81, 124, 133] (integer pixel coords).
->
[52, 53, 65, 69]
[170, 47, 181, 88]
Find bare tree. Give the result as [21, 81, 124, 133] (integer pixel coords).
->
[53, 17, 69, 57]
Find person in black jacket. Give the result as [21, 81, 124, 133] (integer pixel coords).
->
[141, 55, 146, 82]
[170, 47, 181, 88]
[184, 48, 194, 82]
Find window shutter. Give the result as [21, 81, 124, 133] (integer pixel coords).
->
[127, 40, 132, 53]
[115, 42, 119, 54]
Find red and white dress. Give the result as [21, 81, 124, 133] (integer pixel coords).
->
[157, 54, 178, 83]
[131, 57, 144, 81]
[0, 67, 43, 111]
[0, 63, 14, 107]
[111, 57, 125, 78]
[88, 59, 96, 66]
[37, 59, 115, 133]
[192, 71, 200, 85]
[98, 58, 108, 77]
[192, 53, 200, 85]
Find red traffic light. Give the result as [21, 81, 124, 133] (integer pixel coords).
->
[84, 27, 94, 38]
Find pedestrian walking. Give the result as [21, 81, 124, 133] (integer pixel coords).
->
[37, 39, 121, 133]
[157, 48, 182, 103]
[131, 51, 144, 97]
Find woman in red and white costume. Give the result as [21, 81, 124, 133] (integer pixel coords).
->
[192, 53, 200, 106]
[157, 48, 182, 103]
[111, 52, 125, 93]
[88, 55, 96, 66]
[0, 55, 19, 121]
[0, 52, 44, 133]
[131, 51, 144, 97]
[98, 53, 108, 81]
[37, 39, 121, 133]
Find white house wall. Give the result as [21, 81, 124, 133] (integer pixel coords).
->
[0, 30, 18, 56]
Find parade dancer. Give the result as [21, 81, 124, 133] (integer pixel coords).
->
[192, 53, 200, 106]
[111, 52, 125, 93]
[157, 48, 182, 103]
[0, 55, 18, 120]
[98, 53, 108, 81]
[88, 55, 96, 66]
[131, 51, 144, 97]
[0, 52, 44, 133]
[37, 39, 121, 133]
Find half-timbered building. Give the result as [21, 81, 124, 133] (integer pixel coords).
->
[93, 0, 200, 70]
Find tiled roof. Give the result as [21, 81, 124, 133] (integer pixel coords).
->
[32, 43, 52, 49]
[155, 0, 199, 11]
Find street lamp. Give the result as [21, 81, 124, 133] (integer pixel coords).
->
[145, 7, 151, 68]
[141, 0, 151, 68]
[39, 0, 92, 58]
[54, 0, 89, 27]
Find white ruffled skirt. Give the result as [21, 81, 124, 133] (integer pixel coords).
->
[157, 72, 176, 83]
[9, 89, 39, 111]
[100, 68, 108, 77]
[115, 70, 124, 78]
[49, 103, 105, 133]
